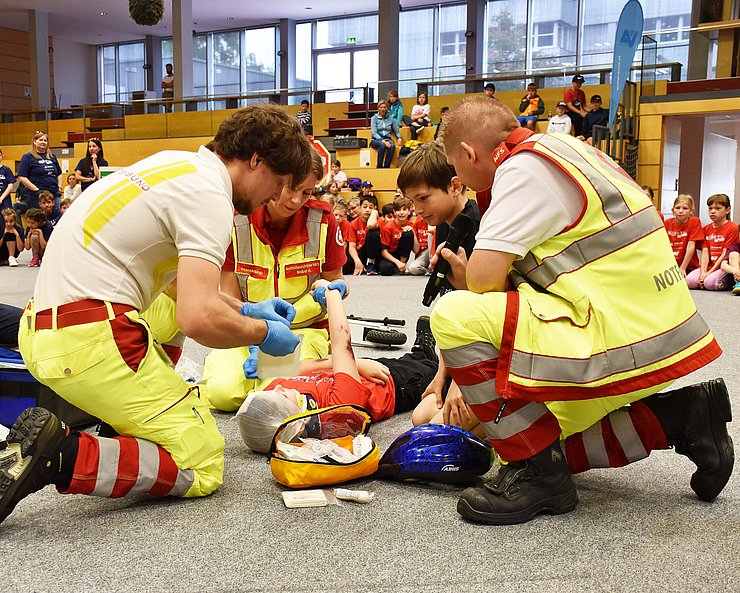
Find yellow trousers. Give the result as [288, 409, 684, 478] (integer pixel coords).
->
[18, 302, 224, 497]
[431, 290, 671, 439]
[202, 327, 330, 412]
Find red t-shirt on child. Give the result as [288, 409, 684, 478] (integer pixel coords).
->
[380, 219, 410, 253]
[346, 217, 370, 250]
[664, 216, 703, 270]
[413, 217, 430, 252]
[266, 371, 396, 422]
[702, 221, 739, 265]
[338, 219, 352, 253]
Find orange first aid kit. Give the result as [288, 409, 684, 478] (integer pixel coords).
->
[268, 404, 380, 489]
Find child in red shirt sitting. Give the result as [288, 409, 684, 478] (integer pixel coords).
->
[236, 279, 438, 453]
[408, 214, 432, 275]
[686, 193, 739, 291]
[378, 195, 419, 276]
[664, 194, 704, 276]
[344, 195, 381, 275]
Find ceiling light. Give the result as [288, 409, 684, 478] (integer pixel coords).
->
[100, 12, 107, 16]
[305, 7, 312, 9]
[226, 17, 234, 20]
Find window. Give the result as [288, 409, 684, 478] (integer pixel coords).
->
[437, 3, 467, 92]
[244, 27, 276, 95]
[315, 15, 378, 49]
[294, 22, 313, 104]
[486, 0, 527, 75]
[534, 22, 554, 48]
[99, 42, 144, 102]
[399, 7, 434, 98]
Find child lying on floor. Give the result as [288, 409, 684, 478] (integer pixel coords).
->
[236, 279, 439, 453]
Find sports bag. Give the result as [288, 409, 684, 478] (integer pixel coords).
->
[268, 404, 380, 489]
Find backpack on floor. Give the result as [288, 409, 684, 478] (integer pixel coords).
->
[268, 404, 380, 489]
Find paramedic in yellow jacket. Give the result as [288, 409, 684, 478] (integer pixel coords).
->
[0, 106, 310, 526]
[202, 149, 348, 412]
[432, 95, 729, 525]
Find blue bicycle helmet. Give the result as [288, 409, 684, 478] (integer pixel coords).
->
[375, 424, 494, 485]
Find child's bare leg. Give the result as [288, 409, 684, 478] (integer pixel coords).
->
[7, 240, 16, 257]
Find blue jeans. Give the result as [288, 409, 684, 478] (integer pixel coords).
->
[371, 138, 395, 168]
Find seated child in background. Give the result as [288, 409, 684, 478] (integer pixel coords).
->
[379, 195, 419, 276]
[333, 202, 352, 259]
[325, 182, 342, 206]
[236, 279, 439, 453]
[346, 198, 360, 222]
[323, 160, 347, 189]
[720, 241, 740, 295]
[664, 194, 703, 276]
[0, 208, 25, 267]
[408, 211, 432, 276]
[23, 207, 51, 267]
[344, 195, 381, 276]
[59, 197, 72, 215]
[396, 141, 482, 429]
[517, 83, 545, 131]
[577, 94, 608, 145]
[686, 193, 738, 291]
[38, 190, 62, 228]
[357, 180, 375, 201]
[63, 174, 82, 202]
[434, 106, 449, 140]
[380, 203, 395, 227]
[547, 102, 572, 135]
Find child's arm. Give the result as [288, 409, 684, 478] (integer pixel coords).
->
[24, 231, 32, 250]
[409, 227, 420, 254]
[706, 248, 727, 275]
[347, 242, 365, 275]
[312, 279, 360, 381]
[679, 240, 696, 275]
[366, 209, 379, 230]
[38, 229, 48, 250]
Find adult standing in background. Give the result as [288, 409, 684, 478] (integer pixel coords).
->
[75, 139, 108, 192]
[162, 63, 174, 113]
[15, 131, 62, 218]
[0, 148, 17, 211]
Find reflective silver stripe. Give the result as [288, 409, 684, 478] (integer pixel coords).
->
[535, 134, 632, 224]
[582, 421, 610, 468]
[134, 438, 160, 495]
[609, 408, 648, 462]
[458, 379, 498, 406]
[441, 342, 500, 370]
[234, 215, 252, 300]
[90, 437, 120, 497]
[169, 468, 195, 497]
[305, 208, 323, 259]
[480, 401, 550, 441]
[513, 207, 663, 288]
[510, 311, 710, 384]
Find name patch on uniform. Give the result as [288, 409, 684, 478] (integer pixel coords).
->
[284, 260, 321, 278]
[236, 262, 269, 279]
[492, 142, 510, 166]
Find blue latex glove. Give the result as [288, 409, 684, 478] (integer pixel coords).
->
[242, 345, 259, 379]
[260, 319, 300, 356]
[312, 280, 348, 307]
[240, 298, 296, 327]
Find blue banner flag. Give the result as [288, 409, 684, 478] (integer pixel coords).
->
[610, 0, 644, 127]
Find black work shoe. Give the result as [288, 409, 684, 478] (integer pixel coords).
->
[657, 378, 734, 502]
[0, 407, 66, 525]
[457, 439, 577, 525]
[410, 315, 438, 364]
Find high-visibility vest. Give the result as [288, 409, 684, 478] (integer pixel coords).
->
[492, 128, 720, 401]
[232, 207, 328, 329]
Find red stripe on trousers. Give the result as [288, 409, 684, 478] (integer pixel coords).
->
[110, 314, 149, 372]
[472, 398, 560, 462]
[147, 446, 181, 497]
[563, 401, 669, 473]
[446, 358, 498, 387]
[60, 432, 99, 495]
[109, 436, 141, 498]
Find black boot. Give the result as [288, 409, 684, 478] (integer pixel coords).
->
[410, 315, 438, 364]
[643, 378, 734, 502]
[0, 407, 70, 524]
[457, 439, 577, 525]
